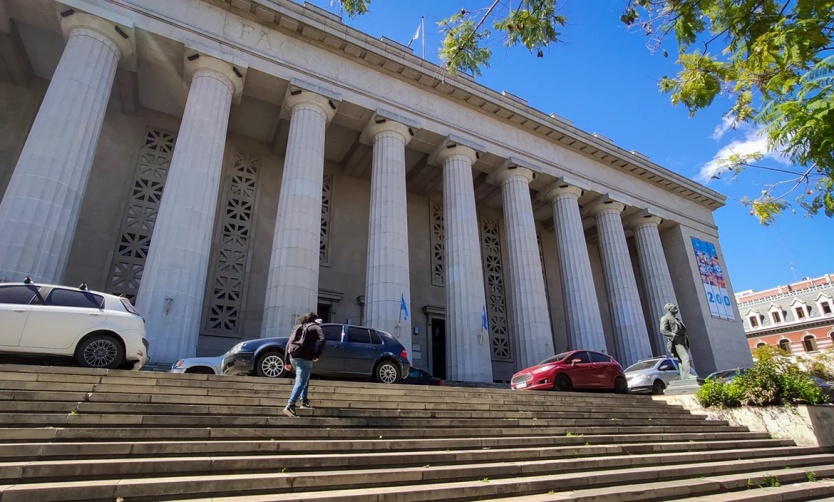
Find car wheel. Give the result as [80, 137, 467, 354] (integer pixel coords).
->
[614, 377, 629, 394]
[651, 379, 666, 395]
[374, 361, 399, 384]
[256, 351, 288, 378]
[76, 334, 124, 369]
[553, 374, 572, 392]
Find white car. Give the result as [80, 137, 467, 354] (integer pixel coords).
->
[0, 279, 148, 369]
[171, 355, 223, 375]
[624, 356, 698, 394]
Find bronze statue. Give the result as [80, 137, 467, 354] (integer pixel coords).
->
[660, 303, 693, 380]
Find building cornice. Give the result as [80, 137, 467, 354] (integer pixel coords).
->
[201, 0, 726, 211]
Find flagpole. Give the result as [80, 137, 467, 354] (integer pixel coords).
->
[421, 16, 425, 59]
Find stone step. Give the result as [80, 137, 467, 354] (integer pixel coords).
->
[0, 380, 670, 410]
[0, 413, 730, 429]
[2, 454, 832, 502]
[485, 465, 834, 501]
[0, 434, 784, 461]
[0, 422, 753, 442]
[0, 400, 705, 420]
[0, 386, 686, 412]
[2, 445, 821, 484]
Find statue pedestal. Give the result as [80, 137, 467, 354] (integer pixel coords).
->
[664, 378, 701, 395]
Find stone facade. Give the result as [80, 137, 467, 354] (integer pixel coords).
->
[0, 0, 753, 381]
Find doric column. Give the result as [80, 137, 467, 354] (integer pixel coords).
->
[0, 12, 133, 283]
[489, 165, 553, 368]
[436, 141, 493, 382]
[262, 83, 339, 338]
[628, 213, 679, 356]
[542, 184, 607, 353]
[136, 53, 245, 363]
[589, 199, 653, 368]
[360, 112, 417, 353]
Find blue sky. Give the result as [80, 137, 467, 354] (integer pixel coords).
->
[308, 0, 831, 293]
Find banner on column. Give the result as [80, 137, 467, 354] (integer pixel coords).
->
[691, 237, 735, 320]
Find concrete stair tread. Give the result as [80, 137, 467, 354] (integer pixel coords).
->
[483, 466, 834, 501]
[0, 413, 732, 430]
[2, 445, 821, 483]
[5, 456, 827, 502]
[0, 436, 789, 461]
[0, 400, 702, 419]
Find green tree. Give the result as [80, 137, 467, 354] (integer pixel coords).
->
[333, 1, 834, 224]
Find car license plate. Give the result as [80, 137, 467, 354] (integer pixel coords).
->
[516, 381, 528, 389]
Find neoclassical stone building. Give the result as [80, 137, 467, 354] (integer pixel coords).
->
[0, 0, 753, 381]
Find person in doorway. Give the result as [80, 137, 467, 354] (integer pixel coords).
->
[283, 312, 325, 418]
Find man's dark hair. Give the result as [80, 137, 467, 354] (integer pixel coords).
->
[296, 311, 317, 324]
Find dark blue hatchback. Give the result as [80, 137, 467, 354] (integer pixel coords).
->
[221, 323, 410, 384]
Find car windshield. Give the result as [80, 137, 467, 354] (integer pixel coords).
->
[624, 360, 658, 372]
[538, 352, 572, 365]
[707, 368, 740, 379]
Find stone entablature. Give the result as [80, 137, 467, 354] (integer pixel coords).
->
[120, 0, 724, 227]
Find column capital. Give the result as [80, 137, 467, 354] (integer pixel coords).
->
[626, 210, 663, 230]
[488, 157, 539, 185]
[430, 134, 484, 165]
[59, 6, 135, 70]
[184, 50, 247, 103]
[540, 182, 582, 202]
[587, 196, 625, 217]
[359, 108, 419, 145]
[283, 78, 341, 124]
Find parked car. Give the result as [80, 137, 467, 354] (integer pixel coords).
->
[810, 376, 834, 403]
[699, 367, 751, 384]
[222, 323, 410, 384]
[171, 355, 224, 375]
[402, 367, 443, 386]
[510, 350, 627, 393]
[625, 356, 691, 395]
[0, 278, 148, 369]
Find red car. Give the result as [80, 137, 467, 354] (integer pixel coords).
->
[510, 350, 628, 393]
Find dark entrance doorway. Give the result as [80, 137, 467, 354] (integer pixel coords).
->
[431, 318, 446, 379]
[316, 303, 332, 323]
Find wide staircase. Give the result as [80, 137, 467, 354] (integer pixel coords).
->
[1, 364, 834, 501]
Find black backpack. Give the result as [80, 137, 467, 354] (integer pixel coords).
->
[287, 323, 312, 358]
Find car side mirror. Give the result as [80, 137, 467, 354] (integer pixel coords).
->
[659, 365, 672, 371]
[571, 359, 580, 366]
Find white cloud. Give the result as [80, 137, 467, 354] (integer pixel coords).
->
[696, 125, 791, 183]
[711, 116, 738, 140]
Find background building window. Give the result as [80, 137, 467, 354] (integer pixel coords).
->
[748, 316, 758, 327]
[771, 311, 782, 323]
[822, 302, 832, 315]
[803, 335, 817, 352]
[756, 342, 766, 348]
[795, 307, 806, 319]
[778, 339, 792, 354]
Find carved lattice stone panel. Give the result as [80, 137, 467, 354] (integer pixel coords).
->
[204, 150, 261, 336]
[481, 218, 511, 361]
[106, 128, 176, 301]
[320, 174, 332, 265]
[430, 201, 445, 287]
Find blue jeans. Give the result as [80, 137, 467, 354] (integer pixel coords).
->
[288, 357, 313, 406]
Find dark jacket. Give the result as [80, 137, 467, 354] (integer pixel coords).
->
[287, 322, 325, 361]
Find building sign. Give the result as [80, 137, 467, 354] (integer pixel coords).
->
[691, 237, 735, 321]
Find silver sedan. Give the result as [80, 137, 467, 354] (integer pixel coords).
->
[170, 355, 224, 375]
